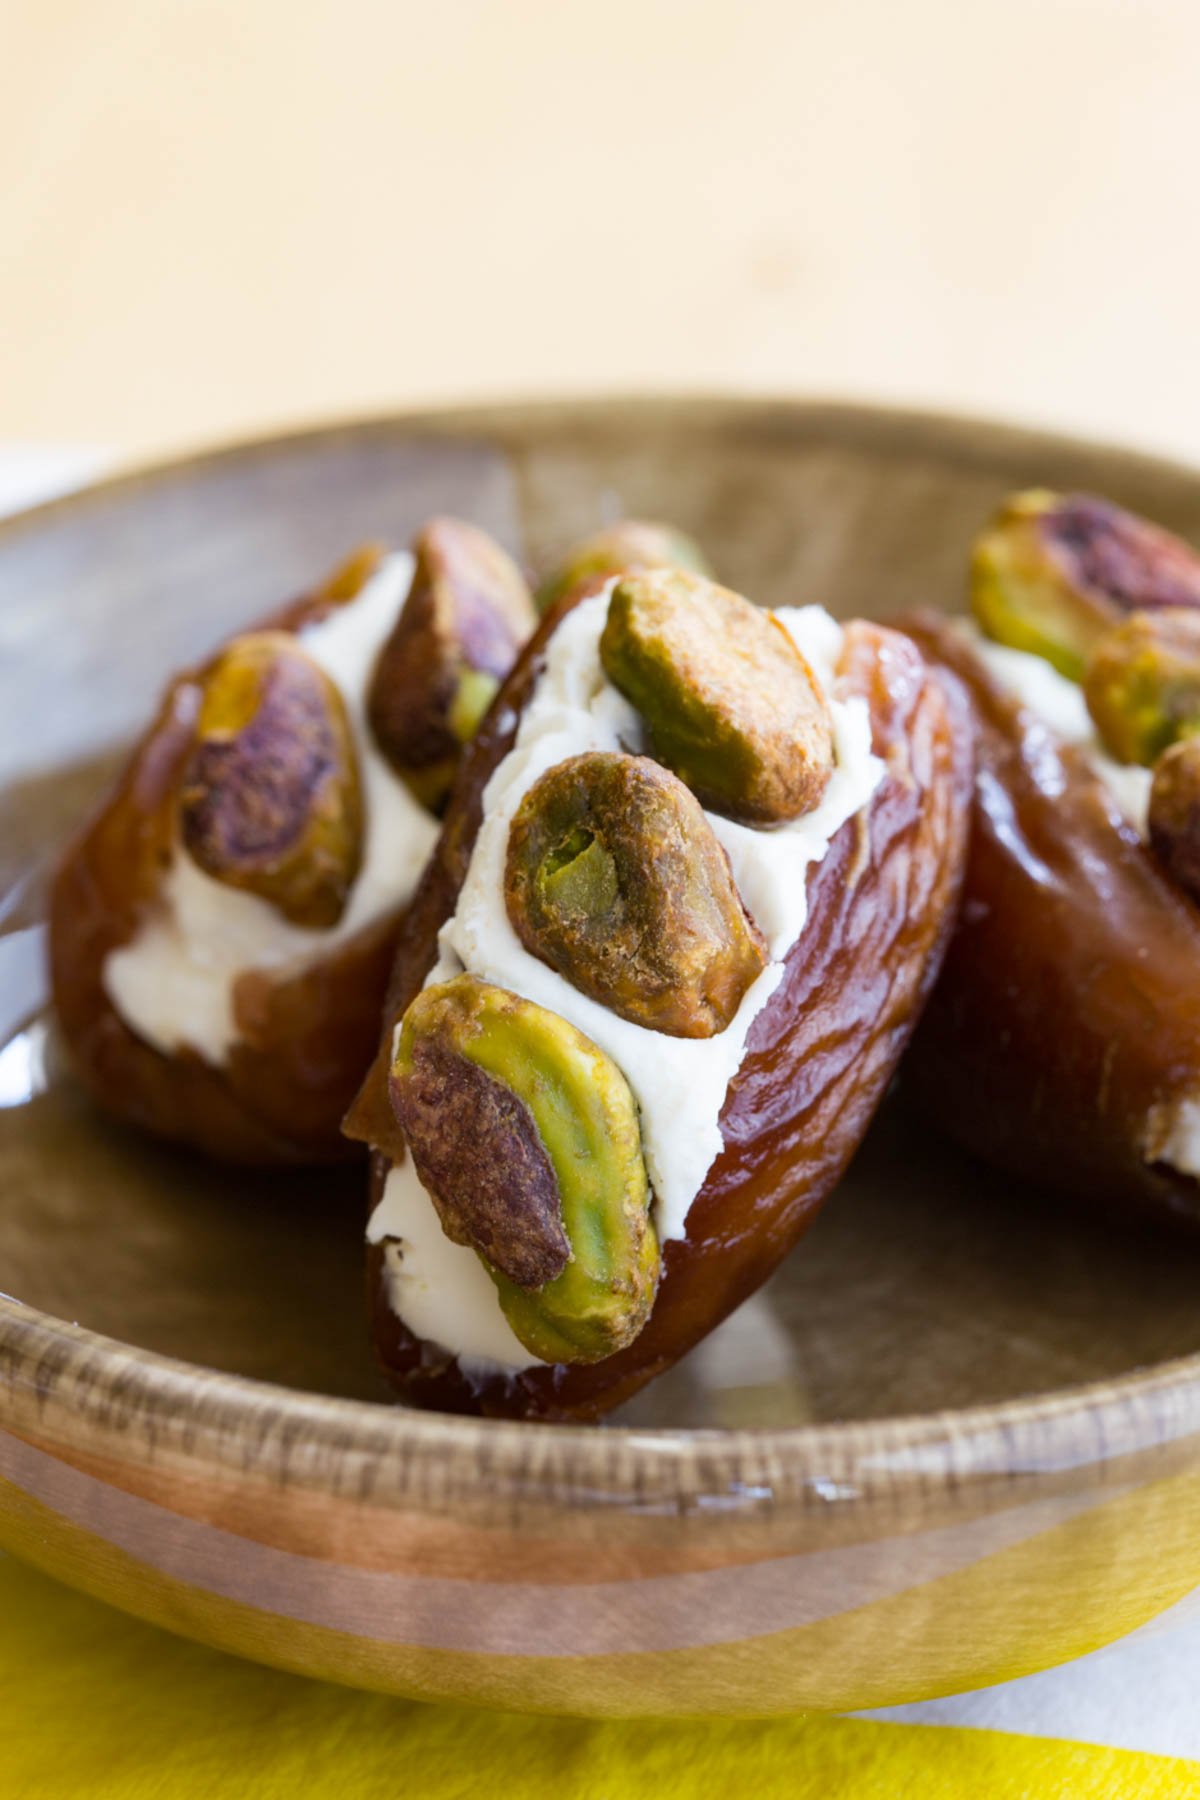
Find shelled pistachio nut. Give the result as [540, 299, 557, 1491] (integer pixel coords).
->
[1149, 737, 1200, 905]
[389, 975, 659, 1364]
[310, 541, 387, 608]
[367, 518, 536, 809]
[1083, 609, 1200, 765]
[536, 519, 710, 615]
[971, 489, 1200, 681]
[600, 567, 834, 824]
[179, 631, 364, 929]
[505, 751, 767, 1036]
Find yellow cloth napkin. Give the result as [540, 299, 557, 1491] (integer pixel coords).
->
[4, 1556, 1197, 1799]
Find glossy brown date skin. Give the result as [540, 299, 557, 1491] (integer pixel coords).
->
[901, 611, 1200, 1232]
[348, 599, 974, 1420]
[50, 559, 403, 1166]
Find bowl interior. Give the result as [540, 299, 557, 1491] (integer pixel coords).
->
[6, 397, 1200, 1430]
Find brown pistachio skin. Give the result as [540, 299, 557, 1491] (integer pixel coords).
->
[600, 569, 835, 824]
[180, 632, 364, 928]
[49, 547, 405, 1165]
[1041, 493, 1200, 614]
[367, 518, 536, 808]
[347, 592, 973, 1421]
[901, 610, 1200, 1233]
[973, 490, 1200, 680]
[391, 983, 571, 1289]
[1150, 738, 1200, 904]
[504, 751, 767, 1036]
[535, 519, 711, 615]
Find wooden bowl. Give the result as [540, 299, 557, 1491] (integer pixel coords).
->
[3, 398, 1200, 1717]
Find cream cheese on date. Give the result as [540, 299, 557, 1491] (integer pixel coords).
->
[375, 1153, 543, 1372]
[957, 621, 1154, 836]
[1147, 1096, 1200, 1180]
[368, 589, 884, 1376]
[104, 553, 439, 1065]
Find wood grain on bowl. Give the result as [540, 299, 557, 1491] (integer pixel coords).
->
[3, 1299, 1200, 1713]
[3, 399, 1200, 1713]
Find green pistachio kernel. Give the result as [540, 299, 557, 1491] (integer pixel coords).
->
[389, 974, 659, 1365]
[972, 489, 1200, 681]
[599, 566, 834, 824]
[1150, 738, 1200, 905]
[1082, 609, 1200, 766]
[505, 751, 767, 1037]
[368, 517, 536, 809]
[536, 519, 710, 615]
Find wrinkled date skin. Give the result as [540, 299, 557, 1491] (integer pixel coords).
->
[349, 596, 974, 1420]
[49, 552, 406, 1165]
[901, 611, 1200, 1232]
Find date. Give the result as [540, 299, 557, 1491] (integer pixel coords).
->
[347, 602, 974, 1419]
[900, 611, 1200, 1232]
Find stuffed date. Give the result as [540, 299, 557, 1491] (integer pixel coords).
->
[902, 488, 1200, 1230]
[347, 548, 973, 1420]
[50, 520, 535, 1165]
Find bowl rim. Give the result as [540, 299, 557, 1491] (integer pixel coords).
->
[2, 388, 1194, 548]
[6, 391, 1200, 1509]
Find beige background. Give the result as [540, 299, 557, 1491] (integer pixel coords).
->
[4, 0, 1200, 468]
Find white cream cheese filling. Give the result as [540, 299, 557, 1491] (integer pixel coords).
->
[1147, 1097, 1200, 1181]
[368, 590, 885, 1376]
[375, 1153, 540, 1373]
[103, 552, 440, 1065]
[955, 620, 1154, 836]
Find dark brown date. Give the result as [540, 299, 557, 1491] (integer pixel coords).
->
[53, 548, 436, 1165]
[347, 597, 974, 1419]
[901, 611, 1200, 1232]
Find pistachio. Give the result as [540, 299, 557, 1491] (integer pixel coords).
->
[1149, 738, 1200, 905]
[179, 631, 364, 928]
[367, 518, 536, 809]
[536, 519, 710, 615]
[1083, 609, 1200, 765]
[972, 489, 1200, 680]
[311, 541, 388, 608]
[505, 751, 767, 1036]
[599, 567, 834, 824]
[389, 975, 659, 1363]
